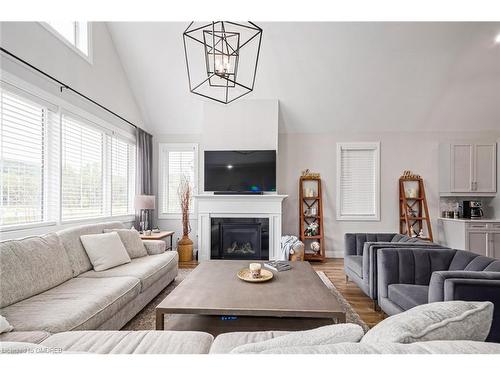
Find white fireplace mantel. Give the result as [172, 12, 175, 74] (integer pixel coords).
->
[195, 194, 288, 260]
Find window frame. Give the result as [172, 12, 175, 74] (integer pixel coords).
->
[336, 142, 381, 221]
[158, 143, 199, 220]
[40, 22, 93, 64]
[0, 71, 136, 232]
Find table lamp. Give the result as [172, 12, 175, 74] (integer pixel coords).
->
[134, 195, 155, 233]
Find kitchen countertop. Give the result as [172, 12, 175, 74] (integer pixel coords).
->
[438, 217, 500, 223]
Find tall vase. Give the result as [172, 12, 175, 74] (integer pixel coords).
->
[177, 235, 193, 262]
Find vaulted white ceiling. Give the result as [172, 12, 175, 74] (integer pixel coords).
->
[108, 22, 500, 135]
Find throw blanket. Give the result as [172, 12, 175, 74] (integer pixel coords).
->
[281, 235, 301, 261]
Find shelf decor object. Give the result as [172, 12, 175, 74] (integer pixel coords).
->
[183, 21, 263, 104]
[399, 171, 433, 241]
[299, 175, 325, 261]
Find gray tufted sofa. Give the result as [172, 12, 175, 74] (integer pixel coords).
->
[377, 247, 500, 342]
[0, 222, 178, 333]
[344, 233, 443, 304]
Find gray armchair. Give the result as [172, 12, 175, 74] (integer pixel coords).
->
[344, 233, 441, 304]
[377, 247, 500, 342]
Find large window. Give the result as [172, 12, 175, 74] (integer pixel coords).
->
[0, 90, 47, 226]
[0, 82, 136, 230]
[336, 142, 380, 221]
[43, 22, 91, 60]
[61, 114, 105, 220]
[158, 143, 198, 218]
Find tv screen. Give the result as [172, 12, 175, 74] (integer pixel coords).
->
[204, 150, 276, 193]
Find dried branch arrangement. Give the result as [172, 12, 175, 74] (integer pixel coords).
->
[177, 175, 192, 237]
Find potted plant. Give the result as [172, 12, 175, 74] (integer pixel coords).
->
[177, 175, 193, 262]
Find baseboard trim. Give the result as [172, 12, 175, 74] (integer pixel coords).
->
[326, 250, 343, 258]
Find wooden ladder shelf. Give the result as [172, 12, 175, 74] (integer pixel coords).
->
[399, 174, 433, 241]
[299, 176, 325, 261]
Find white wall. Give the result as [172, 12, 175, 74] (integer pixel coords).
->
[279, 131, 500, 257]
[153, 99, 279, 253]
[0, 22, 146, 135]
[202, 100, 278, 150]
[0, 22, 146, 240]
[153, 129, 500, 257]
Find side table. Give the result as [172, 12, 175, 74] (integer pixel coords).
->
[140, 231, 175, 251]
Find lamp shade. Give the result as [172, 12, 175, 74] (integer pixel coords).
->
[134, 195, 155, 210]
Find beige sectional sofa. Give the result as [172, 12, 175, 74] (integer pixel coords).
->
[0, 222, 178, 333]
[2, 327, 500, 354]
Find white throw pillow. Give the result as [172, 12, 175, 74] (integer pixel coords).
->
[230, 323, 364, 354]
[361, 301, 494, 344]
[0, 315, 13, 333]
[103, 228, 148, 258]
[80, 232, 131, 271]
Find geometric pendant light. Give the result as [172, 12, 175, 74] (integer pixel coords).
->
[183, 21, 263, 104]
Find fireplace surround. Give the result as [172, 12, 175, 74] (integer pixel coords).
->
[195, 194, 287, 260]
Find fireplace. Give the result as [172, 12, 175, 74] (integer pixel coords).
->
[211, 218, 269, 260]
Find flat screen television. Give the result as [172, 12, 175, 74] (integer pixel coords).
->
[204, 150, 276, 193]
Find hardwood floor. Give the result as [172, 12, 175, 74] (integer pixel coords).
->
[312, 258, 385, 328]
[179, 258, 385, 328]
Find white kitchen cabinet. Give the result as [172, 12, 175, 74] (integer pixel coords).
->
[474, 144, 497, 192]
[438, 218, 500, 259]
[466, 230, 488, 257]
[490, 232, 500, 259]
[439, 143, 497, 196]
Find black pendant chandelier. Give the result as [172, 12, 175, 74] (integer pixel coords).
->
[183, 21, 263, 104]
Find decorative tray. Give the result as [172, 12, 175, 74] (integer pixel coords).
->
[237, 268, 274, 283]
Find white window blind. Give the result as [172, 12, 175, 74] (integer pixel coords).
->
[159, 143, 198, 216]
[0, 89, 48, 226]
[0, 76, 138, 231]
[61, 114, 105, 220]
[337, 142, 380, 221]
[111, 136, 136, 216]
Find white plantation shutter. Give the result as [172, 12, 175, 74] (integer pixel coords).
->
[0, 79, 137, 230]
[0, 88, 57, 226]
[337, 143, 380, 220]
[61, 114, 105, 220]
[159, 143, 198, 216]
[111, 136, 136, 216]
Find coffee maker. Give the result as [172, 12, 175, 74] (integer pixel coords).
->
[462, 200, 484, 219]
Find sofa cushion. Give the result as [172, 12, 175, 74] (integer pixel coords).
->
[484, 260, 500, 272]
[80, 232, 131, 271]
[388, 284, 429, 311]
[0, 331, 51, 344]
[345, 255, 363, 278]
[464, 256, 499, 271]
[78, 252, 178, 292]
[0, 234, 73, 308]
[250, 341, 500, 354]
[0, 277, 140, 333]
[390, 234, 423, 243]
[57, 221, 125, 277]
[210, 331, 290, 354]
[40, 330, 214, 354]
[0, 315, 13, 333]
[142, 240, 167, 255]
[103, 228, 148, 259]
[361, 301, 494, 344]
[230, 324, 365, 354]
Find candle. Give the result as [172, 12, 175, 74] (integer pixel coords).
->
[249, 263, 262, 278]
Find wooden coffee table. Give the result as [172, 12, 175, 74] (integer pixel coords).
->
[156, 260, 345, 335]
